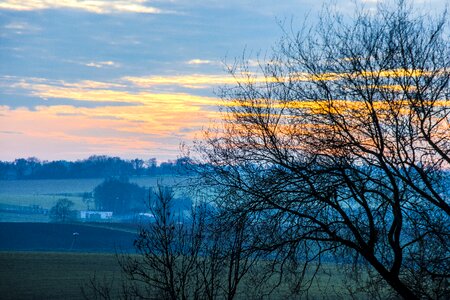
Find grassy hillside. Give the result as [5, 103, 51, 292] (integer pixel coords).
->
[0, 176, 191, 222]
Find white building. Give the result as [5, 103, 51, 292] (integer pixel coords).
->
[79, 210, 113, 220]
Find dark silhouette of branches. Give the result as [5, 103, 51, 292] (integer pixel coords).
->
[84, 185, 260, 300]
[194, 1, 450, 299]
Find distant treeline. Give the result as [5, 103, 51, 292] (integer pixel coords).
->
[0, 156, 193, 180]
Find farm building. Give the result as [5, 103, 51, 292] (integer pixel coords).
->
[79, 210, 113, 221]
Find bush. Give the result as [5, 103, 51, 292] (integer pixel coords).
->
[93, 177, 146, 214]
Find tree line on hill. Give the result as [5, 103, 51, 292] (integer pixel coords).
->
[0, 156, 194, 180]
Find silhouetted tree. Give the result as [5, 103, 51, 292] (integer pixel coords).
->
[84, 186, 258, 300]
[119, 186, 205, 299]
[93, 178, 146, 214]
[50, 198, 75, 222]
[131, 159, 145, 176]
[195, 1, 450, 299]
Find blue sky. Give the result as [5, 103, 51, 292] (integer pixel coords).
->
[0, 0, 446, 161]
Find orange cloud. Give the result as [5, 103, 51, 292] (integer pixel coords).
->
[2, 76, 224, 155]
[0, 103, 217, 160]
[0, 73, 228, 160]
[12, 77, 221, 106]
[120, 68, 435, 91]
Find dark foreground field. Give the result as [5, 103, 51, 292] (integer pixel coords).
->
[0, 222, 136, 252]
[0, 223, 138, 299]
[0, 223, 373, 299]
[0, 252, 122, 300]
[0, 252, 352, 300]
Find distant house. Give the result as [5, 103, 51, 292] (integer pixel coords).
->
[79, 210, 113, 221]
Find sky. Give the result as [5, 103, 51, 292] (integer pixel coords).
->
[0, 0, 447, 162]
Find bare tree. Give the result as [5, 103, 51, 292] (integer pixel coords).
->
[194, 1, 450, 299]
[117, 185, 205, 300]
[84, 185, 257, 300]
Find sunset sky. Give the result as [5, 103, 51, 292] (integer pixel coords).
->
[0, 0, 446, 161]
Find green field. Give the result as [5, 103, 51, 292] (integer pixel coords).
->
[0, 252, 122, 300]
[0, 176, 188, 221]
[0, 251, 371, 300]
